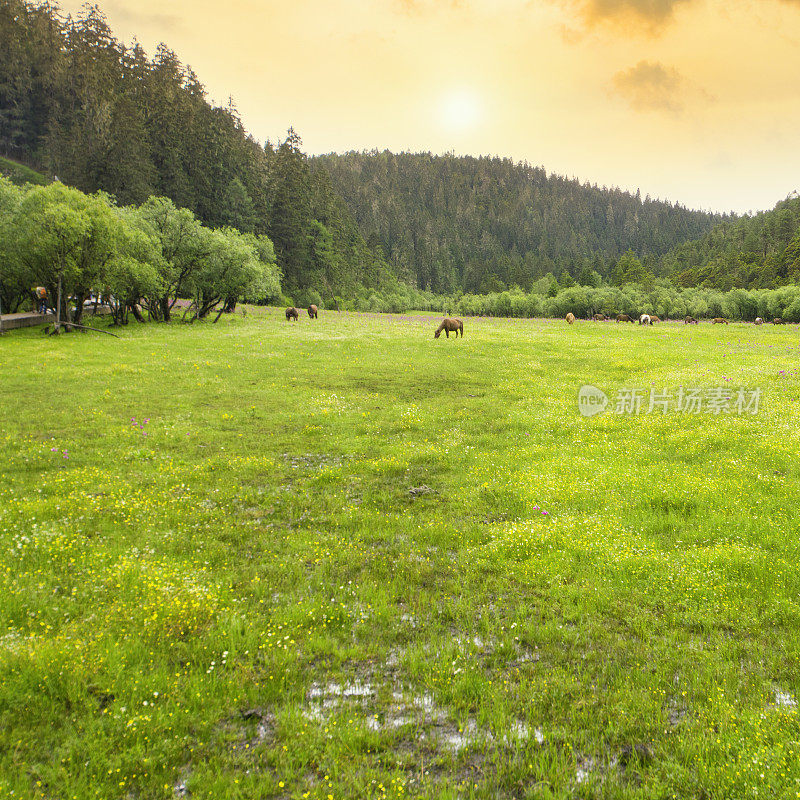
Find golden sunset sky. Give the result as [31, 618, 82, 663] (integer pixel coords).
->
[59, 0, 800, 214]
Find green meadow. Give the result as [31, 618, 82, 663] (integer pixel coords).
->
[2, 310, 800, 800]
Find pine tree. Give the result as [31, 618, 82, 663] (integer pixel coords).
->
[267, 128, 313, 294]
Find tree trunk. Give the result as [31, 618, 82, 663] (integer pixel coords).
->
[72, 291, 87, 325]
[55, 273, 62, 333]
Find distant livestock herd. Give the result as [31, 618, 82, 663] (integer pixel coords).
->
[566, 313, 788, 326]
[282, 305, 790, 339]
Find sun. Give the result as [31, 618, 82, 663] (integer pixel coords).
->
[438, 89, 482, 132]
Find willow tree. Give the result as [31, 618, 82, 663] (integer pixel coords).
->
[131, 196, 209, 321]
[188, 228, 279, 320]
[9, 182, 158, 327]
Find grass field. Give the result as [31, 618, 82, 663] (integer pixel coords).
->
[2, 310, 800, 799]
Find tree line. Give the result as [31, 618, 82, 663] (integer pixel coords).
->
[351, 281, 800, 323]
[4, 172, 798, 326]
[0, 177, 281, 325]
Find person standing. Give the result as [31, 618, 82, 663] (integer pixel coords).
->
[35, 286, 48, 313]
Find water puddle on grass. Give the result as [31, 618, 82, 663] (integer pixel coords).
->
[772, 689, 797, 709]
[307, 681, 374, 703]
[439, 718, 480, 752]
[172, 767, 192, 798]
[301, 669, 544, 761]
[575, 756, 596, 784]
[502, 721, 545, 745]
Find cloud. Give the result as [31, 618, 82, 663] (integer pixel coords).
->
[557, 0, 694, 33]
[611, 60, 707, 112]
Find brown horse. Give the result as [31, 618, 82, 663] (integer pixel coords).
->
[773, 318, 784, 325]
[434, 318, 463, 338]
[308, 304, 318, 319]
[616, 314, 635, 323]
[285, 307, 299, 321]
[592, 313, 606, 321]
[649, 315, 661, 323]
[684, 316, 698, 324]
[566, 313, 575, 325]
[712, 318, 729, 325]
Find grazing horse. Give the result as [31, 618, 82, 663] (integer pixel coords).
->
[593, 313, 606, 321]
[566, 313, 575, 325]
[712, 317, 729, 325]
[616, 314, 635, 323]
[649, 315, 661, 323]
[773, 318, 784, 325]
[684, 316, 699, 324]
[308, 304, 318, 319]
[434, 318, 463, 338]
[285, 307, 299, 321]
[754, 317, 763, 325]
[639, 314, 652, 326]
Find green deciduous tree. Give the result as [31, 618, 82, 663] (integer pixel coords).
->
[132, 196, 209, 321]
[0, 176, 31, 313]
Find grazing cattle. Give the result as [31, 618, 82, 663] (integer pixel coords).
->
[684, 316, 699, 324]
[566, 313, 575, 325]
[308, 304, 318, 319]
[285, 307, 299, 321]
[712, 317, 729, 325]
[639, 314, 651, 326]
[773, 318, 784, 325]
[434, 317, 464, 338]
[616, 314, 635, 323]
[754, 317, 763, 325]
[593, 313, 606, 321]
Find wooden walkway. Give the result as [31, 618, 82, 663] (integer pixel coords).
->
[0, 306, 110, 331]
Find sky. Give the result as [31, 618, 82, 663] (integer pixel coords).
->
[59, 0, 800, 214]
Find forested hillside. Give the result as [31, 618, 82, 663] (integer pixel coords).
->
[312, 151, 730, 293]
[658, 195, 800, 290]
[0, 0, 391, 301]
